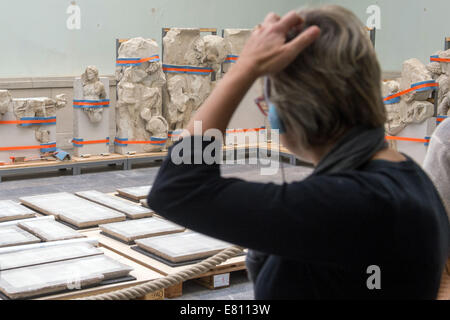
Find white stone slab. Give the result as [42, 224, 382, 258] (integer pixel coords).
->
[18, 219, 85, 242]
[0, 225, 41, 248]
[75, 190, 153, 219]
[0, 255, 133, 299]
[100, 217, 185, 243]
[135, 231, 230, 263]
[0, 216, 55, 228]
[0, 242, 103, 271]
[117, 186, 152, 201]
[0, 238, 98, 255]
[20, 192, 126, 228]
[0, 200, 36, 222]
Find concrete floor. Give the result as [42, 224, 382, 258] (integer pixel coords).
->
[0, 158, 313, 299]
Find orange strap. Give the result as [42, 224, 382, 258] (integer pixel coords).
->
[226, 128, 266, 134]
[0, 119, 56, 125]
[163, 67, 213, 73]
[116, 55, 160, 66]
[162, 64, 213, 75]
[383, 82, 439, 102]
[0, 143, 56, 152]
[385, 136, 429, 143]
[430, 57, 450, 63]
[73, 139, 109, 146]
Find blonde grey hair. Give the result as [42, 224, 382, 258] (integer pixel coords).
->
[271, 5, 386, 148]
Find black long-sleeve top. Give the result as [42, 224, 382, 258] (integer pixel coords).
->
[148, 138, 449, 300]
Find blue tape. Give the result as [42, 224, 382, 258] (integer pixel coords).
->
[114, 137, 128, 146]
[411, 80, 437, 93]
[72, 138, 83, 148]
[224, 55, 239, 63]
[116, 55, 160, 66]
[19, 117, 56, 127]
[40, 142, 57, 153]
[73, 99, 110, 109]
[384, 96, 401, 105]
[162, 64, 213, 75]
[21, 117, 56, 121]
[163, 70, 211, 75]
[163, 64, 212, 70]
[430, 55, 440, 61]
[73, 99, 110, 103]
[150, 137, 167, 146]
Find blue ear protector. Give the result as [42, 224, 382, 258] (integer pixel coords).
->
[264, 77, 286, 134]
[268, 102, 286, 134]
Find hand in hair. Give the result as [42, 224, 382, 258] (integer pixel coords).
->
[184, 11, 320, 136]
[238, 11, 321, 76]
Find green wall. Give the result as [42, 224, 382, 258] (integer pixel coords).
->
[0, 0, 312, 77]
[317, 0, 450, 72]
[1, 0, 448, 77]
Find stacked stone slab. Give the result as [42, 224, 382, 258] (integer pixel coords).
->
[115, 37, 168, 154]
[73, 66, 111, 157]
[0, 90, 66, 164]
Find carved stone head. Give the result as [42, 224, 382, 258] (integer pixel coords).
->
[146, 116, 168, 137]
[82, 66, 100, 85]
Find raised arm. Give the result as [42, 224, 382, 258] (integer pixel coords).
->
[184, 11, 320, 136]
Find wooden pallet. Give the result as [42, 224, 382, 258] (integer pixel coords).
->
[82, 230, 246, 299]
[38, 247, 164, 300]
